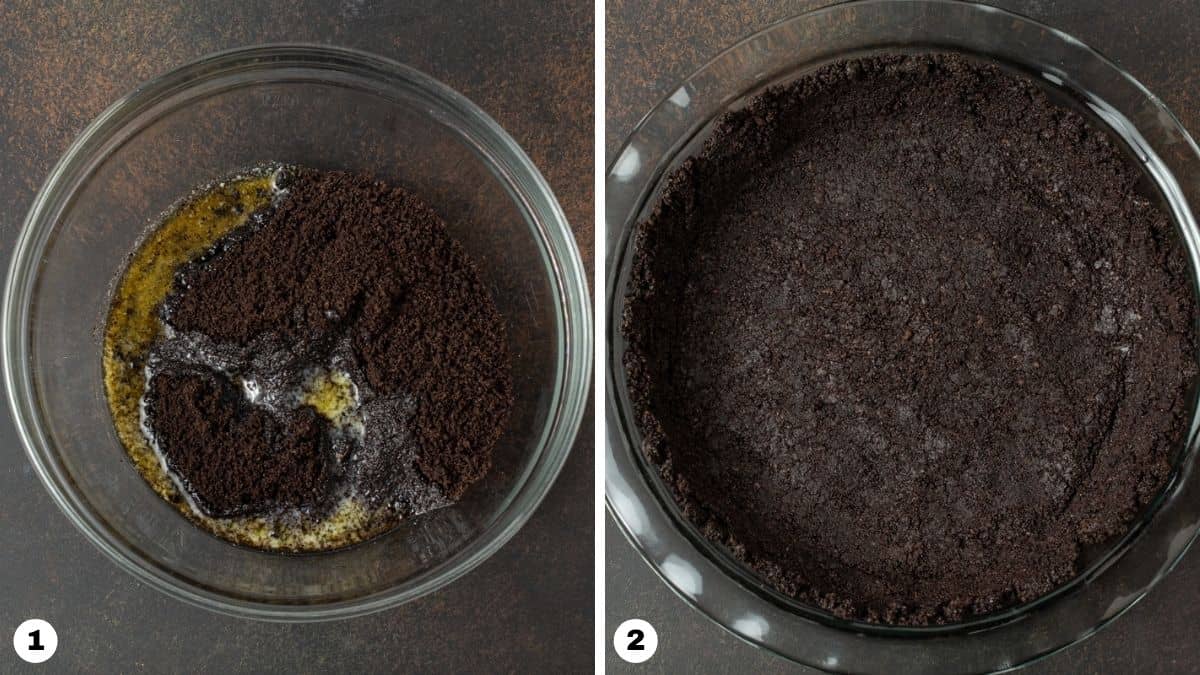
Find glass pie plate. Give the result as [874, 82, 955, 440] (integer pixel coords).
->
[4, 44, 591, 621]
[605, 1, 1200, 672]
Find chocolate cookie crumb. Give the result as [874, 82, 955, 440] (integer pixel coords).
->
[144, 167, 513, 524]
[146, 367, 330, 517]
[623, 53, 1198, 625]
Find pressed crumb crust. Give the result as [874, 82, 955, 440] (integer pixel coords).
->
[623, 53, 1198, 625]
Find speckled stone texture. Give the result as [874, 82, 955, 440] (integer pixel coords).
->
[607, 0, 1200, 672]
[0, 1, 591, 672]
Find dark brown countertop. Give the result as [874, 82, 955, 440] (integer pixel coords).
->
[606, 1, 1200, 672]
[0, 1, 592, 672]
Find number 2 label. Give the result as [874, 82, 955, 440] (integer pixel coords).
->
[613, 619, 658, 663]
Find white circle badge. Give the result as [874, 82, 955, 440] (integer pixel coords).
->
[613, 618, 658, 664]
[13, 619, 57, 664]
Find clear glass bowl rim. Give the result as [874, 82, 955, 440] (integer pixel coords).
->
[605, 0, 1200, 671]
[3, 43, 592, 622]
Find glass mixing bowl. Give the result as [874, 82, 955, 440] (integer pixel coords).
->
[4, 44, 590, 621]
[606, 1, 1200, 672]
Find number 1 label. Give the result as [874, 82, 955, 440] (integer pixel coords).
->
[12, 619, 56, 664]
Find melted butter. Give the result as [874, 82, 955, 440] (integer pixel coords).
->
[302, 369, 360, 427]
[104, 174, 274, 502]
[101, 169, 395, 551]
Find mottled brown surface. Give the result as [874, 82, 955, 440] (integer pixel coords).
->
[0, 1, 592, 672]
[608, 0, 1200, 671]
